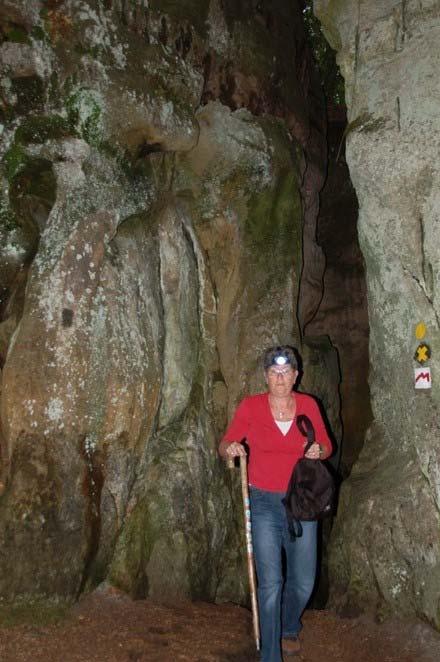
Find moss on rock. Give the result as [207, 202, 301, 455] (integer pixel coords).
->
[15, 114, 73, 144]
[66, 88, 103, 147]
[3, 142, 30, 182]
[1, 25, 30, 45]
[245, 168, 302, 282]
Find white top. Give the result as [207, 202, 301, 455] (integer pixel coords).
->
[275, 420, 293, 435]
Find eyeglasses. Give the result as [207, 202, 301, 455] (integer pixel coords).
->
[267, 368, 294, 378]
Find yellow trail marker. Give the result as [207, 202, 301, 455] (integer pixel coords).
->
[414, 343, 431, 364]
[415, 323, 426, 340]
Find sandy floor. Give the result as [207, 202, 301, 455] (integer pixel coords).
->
[0, 586, 439, 662]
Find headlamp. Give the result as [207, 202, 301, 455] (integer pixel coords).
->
[272, 354, 290, 366]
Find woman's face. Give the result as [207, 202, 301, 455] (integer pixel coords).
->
[265, 366, 297, 397]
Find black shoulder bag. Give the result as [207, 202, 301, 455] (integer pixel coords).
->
[282, 414, 335, 539]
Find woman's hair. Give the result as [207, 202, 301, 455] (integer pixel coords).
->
[263, 345, 299, 370]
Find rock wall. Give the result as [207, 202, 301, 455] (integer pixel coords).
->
[0, 1, 331, 603]
[315, 0, 440, 628]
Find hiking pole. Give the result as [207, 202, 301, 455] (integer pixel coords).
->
[228, 454, 261, 652]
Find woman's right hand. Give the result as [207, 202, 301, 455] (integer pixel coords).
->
[225, 441, 247, 458]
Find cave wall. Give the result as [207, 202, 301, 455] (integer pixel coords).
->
[0, 0, 333, 603]
[315, 0, 440, 627]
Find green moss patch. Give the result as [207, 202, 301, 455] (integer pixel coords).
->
[66, 88, 103, 147]
[303, 1, 345, 105]
[243, 169, 301, 295]
[15, 115, 73, 144]
[108, 496, 156, 598]
[242, 119, 303, 286]
[3, 142, 30, 182]
[1, 24, 30, 45]
[30, 25, 48, 42]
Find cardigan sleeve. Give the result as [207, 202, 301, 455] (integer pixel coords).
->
[222, 397, 251, 444]
[304, 395, 333, 458]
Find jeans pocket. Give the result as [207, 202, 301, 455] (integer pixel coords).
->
[249, 487, 269, 515]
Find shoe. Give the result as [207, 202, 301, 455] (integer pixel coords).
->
[282, 636, 301, 656]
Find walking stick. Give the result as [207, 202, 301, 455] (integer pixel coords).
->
[228, 454, 261, 652]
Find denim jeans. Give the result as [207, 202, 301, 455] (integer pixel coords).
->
[250, 486, 317, 662]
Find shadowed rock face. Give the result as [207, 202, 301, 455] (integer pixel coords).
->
[0, 1, 332, 603]
[307, 120, 372, 475]
[315, 0, 440, 629]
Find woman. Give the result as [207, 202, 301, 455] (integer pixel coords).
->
[219, 345, 332, 661]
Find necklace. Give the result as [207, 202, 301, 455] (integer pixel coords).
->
[277, 409, 293, 419]
[270, 395, 294, 420]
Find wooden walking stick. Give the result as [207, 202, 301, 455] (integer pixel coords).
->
[228, 454, 261, 652]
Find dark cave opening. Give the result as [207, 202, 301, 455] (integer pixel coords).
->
[301, 0, 373, 479]
[299, 1, 373, 608]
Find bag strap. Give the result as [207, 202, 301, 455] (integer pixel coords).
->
[286, 511, 303, 540]
[296, 414, 315, 455]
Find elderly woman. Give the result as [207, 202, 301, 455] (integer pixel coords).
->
[219, 345, 332, 661]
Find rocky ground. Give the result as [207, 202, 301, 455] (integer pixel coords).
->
[0, 586, 439, 662]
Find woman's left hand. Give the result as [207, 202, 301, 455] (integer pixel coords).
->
[304, 442, 322, 460]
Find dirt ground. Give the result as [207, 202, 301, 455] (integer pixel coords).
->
[0, 585, 439, 662]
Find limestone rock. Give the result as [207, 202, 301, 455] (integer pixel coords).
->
[315, 0, 440, 628]
[0, 0, 332, 604]
[109, 101, 309, 602]
[0, 1, 42, 31]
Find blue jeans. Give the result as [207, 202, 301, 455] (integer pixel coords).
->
[250, 486, 317, 662]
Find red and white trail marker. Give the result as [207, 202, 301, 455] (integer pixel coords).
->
[414, 367, 432, 389]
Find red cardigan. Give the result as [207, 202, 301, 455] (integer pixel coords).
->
[222, 392, 332, 492]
